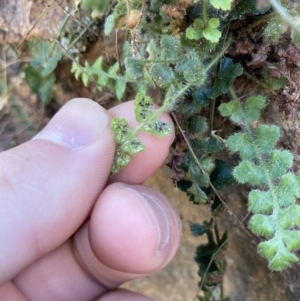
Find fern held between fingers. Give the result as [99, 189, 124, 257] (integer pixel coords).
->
[65, 0, 300, 298]
[72, 0, 300, 273]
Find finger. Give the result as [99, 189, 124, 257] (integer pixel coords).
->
[97, 289, 152, 301]
[0, 98, 174, 285]
[12, 241, 105, 301]
[11, 184, 181, 301]
[0, 98, 115, 284]
[88, 183, 181, 274]
[108, 101, 174, 184]
[0, 282, 27, 301]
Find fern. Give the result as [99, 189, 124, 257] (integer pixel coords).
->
[210, 0, 233, 11]
[71, 57, 129, 100]
[186, 0, 234, 43]
[109, 35, 233, 174]
[219, 94, 300, 271]
[110, 85, 191, 175]
[76, 0, 110, 18]
[253, 0, 300, 46]
[25, 41, 62, 105]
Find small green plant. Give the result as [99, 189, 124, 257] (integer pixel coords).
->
[110, 90, 177, 175]
[266, 0, 300, 46]
[71, 56, 128, 100]
[219, 93, 300, 270]
[25, 41, 62, 105]
[75, 0, 110, 17]
[72, 31, 231, 175]
[191, 219, 230, 301]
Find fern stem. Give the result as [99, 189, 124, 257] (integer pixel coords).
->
[248, 140, 283, 236]
[143, 59, 180, 64]
[203, 0, 208, 23]
[247, 130, 284, 243]
[228, 86, 238, 101]
[194, 212, 250, 300]
[126, 83, 193, 141]
[95, 69, 131, 82]
[208, 97, 216, 134]
[214, 219, 220, 243]
[68, 19, 96, 50]
[243, 70, 277, 96]
[269, 0, 300, 34]
[229, 86, 283, 236]
[204, 37, 232, 73]
[172, 111, 251, 236]
[49, 6, 75, 58]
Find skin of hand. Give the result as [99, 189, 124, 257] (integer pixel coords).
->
[0, 98, 181, 301]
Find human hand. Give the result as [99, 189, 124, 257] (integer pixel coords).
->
[0, 98, 181, 301]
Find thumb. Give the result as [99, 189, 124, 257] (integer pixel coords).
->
[0, 98, 115, 284]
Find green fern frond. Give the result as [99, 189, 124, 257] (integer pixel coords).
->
[219, 95, 300, 271]
[110, 84, 192, 176]
[25, 41, 62, 105]
[71, 56, 130, 100]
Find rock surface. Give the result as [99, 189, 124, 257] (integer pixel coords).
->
[0, 0, 72, 45]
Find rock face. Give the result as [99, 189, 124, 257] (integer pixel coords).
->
[0, 0, 72, 45]
[123, 165, 294, 301]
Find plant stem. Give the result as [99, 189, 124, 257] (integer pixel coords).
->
[243, 70, 277, 95]
[96, 69, 137, 83]
[193, 212, 250, 301]
[229, 86, 283, 240]
[172, 111, 251, 236]
[143, 59, 180, 64]
[208, 98, 216, 134]
[49, 7, 75, 58]
[68, 19, 96, 50]
[128, 83, 193, 139]
[229, 86, 238, 101]
[269, 0, 300, 34]
[204, 37, 232, 73]
[55, 39, 101, 88]
[203, 0, 208, 23]
[214, 219, 220, 243]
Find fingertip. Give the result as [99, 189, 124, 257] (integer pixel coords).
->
[34, 98, 111, 151]
[89, 183, 181, 274]
[98, 289, 152, 301]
